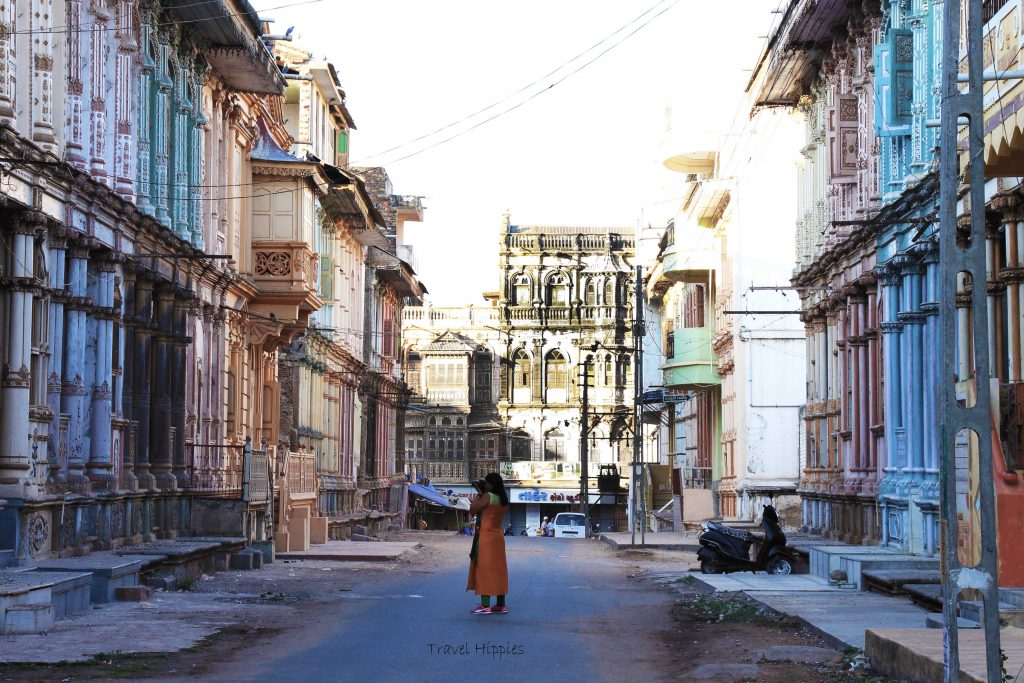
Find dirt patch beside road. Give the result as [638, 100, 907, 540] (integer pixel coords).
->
[615, 550, 900, 682]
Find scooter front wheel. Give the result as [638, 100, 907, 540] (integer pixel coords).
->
[700, 559, 722, 574]
[766, 555, 793, 575]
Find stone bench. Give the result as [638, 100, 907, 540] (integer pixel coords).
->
[13, 571, 91, 618]
[177, 536, 247, 572]
[117, 541, 222, 582]
[0, 571, 57, 634]
[34, 555, 151, 604]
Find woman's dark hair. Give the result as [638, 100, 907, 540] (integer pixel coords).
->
[485, 472, 509, 506]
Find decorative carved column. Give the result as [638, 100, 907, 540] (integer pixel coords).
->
[113, 0, 136, 200]
[132, 274, 155, 489]
[150, 285, 176, 490]
[120, 267, 137, 489]
[0, 213, 42, 498]
[61, 239, 92, 489]
[0, 0, 16, 125]
[30, 0, 58, 152]
[171, 290, 190, 488]
[171, 59, 191, 240]
[46, 227, 69, 484]
[986, 225, 1006, 381]
[877, 264, 903, 475]
[896, 257, 925, 473]
[189, 71, 206, 249]
[64, 0, 86, 168]
[152, 40, 172, 227]
[136, 18, 155, 215]
[87, 254, 116, 486]
[88, 3, 111, 185]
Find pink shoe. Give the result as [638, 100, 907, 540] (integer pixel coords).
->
[470, 605, 492, 615]
[490, 605, 508, 615]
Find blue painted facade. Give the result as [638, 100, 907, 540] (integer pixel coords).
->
[873, 0, 943, 555]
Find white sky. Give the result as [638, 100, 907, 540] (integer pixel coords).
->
[252, 0, 782, 303]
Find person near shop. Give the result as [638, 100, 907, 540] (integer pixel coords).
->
[540, 517, 549, 536]
[467, 472, 510, 615]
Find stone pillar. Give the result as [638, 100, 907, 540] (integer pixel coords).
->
[30, 0, 58, 153]
[113, 0, 136, 200]
[0, 0, 16, 126]
[61, 240, 92, 489]
[878, 265, 903, 475]
[899, 261, 925, 474]
[87, 3, 110, 185]
[120, 269, 137, 490]
[152, 43, 172, 227]
[87, 256, 116, 486]
[171, 291, 189, 488]
[0, 214, 41, 498]
[64, 0, 87, 169]
[46, 229, 68, 484]
[150, 285, 175, 490]
[132, 275, 155, 489]
[918, 243, 940, 473]
[1004, 215, 1021, 382]
[986, 227, 1005, 381]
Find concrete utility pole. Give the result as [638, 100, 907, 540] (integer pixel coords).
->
[632, 265, 644, 546]
[938, 0, 1002, 680]
[580, 356, 591, 530]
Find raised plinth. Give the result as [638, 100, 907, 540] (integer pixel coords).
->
[116, 541, 222, 581]
[34, 555, 149, 604]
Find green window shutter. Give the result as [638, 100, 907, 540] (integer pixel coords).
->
[337, 131, 348, 154]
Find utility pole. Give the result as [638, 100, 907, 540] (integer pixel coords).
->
[632, 265, 644, 546]
[938, 0, 1001, 679]
[580, 357, 591, 531]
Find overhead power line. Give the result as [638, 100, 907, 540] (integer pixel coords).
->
[352, 0, 681, 167]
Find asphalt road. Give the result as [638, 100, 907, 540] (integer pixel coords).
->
[207, 536, 672, 683]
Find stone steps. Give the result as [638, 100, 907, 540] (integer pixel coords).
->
[862, 569, 942, 595]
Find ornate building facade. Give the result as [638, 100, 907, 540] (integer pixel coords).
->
[0, 3, 419, 564]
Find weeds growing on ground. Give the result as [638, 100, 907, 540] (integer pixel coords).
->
[687, 592, 779, 625]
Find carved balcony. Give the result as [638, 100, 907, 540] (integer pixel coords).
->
[250, 242, 323, 324]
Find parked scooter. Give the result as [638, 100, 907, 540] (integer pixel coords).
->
[696, 504, 796, 575]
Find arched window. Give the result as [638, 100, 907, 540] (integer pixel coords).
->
[512, 349, 531, 389]
[544, 428, 565, 462]
[619, 354, 631, 385]
[512, 274, 531, 306]
[584, 278, 597, 305]
[603, 354, 613, 386]
[546, 273, 569, 306]
[545, 350, 567, 391]
[604, 278, 616, 305]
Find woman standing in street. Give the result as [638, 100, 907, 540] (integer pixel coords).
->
[467, 472, 509, 615]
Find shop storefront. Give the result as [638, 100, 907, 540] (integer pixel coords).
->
[439, 485, 621, 535]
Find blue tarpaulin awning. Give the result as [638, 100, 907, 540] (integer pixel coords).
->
[408, 483, 453, 508]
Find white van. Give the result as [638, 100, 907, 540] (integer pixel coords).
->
[552, 512, 587, 538]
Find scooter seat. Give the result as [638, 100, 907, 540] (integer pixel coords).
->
[707, 520, 753, 541]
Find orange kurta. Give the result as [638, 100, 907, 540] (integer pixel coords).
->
[466, 495, 508, 596]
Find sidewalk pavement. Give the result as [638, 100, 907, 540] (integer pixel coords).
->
[599, 531, 699, 551]
[866, 627, 1024, 683]
[690, 572, 930, 650]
